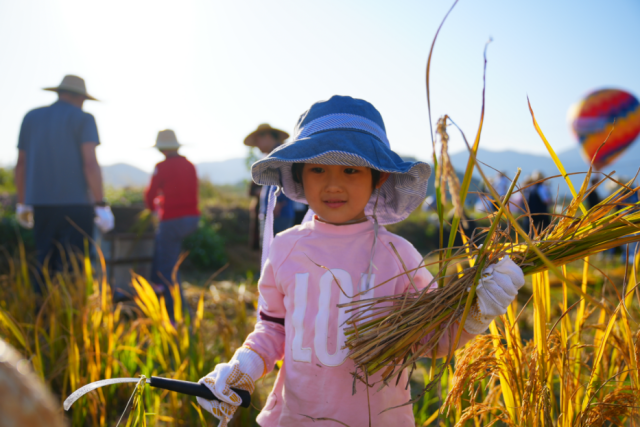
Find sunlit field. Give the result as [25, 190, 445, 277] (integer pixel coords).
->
[1, 236, 639, 426]
[2, 4, 639, 426]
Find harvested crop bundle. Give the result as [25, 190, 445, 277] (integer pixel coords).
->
[341, 137, 640, 383]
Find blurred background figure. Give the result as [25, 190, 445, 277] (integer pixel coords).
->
[145, 129, 200, 321]
[293, 200, 309, 225]
[422, 195, 437, 212]
[586, 176, 602, 209]
[0, 338, 66, 427]
[474, 183, 494, 213]
[491, 171, 527, 214]
[243, 124, 297, 246]
[508, 188, 525, 215]
[14, 75, 113, 293]
[524, 170, 552, 235]
[617, 178, 639, 264]
[492, 171, 510, 199]
[247, 180, 262, 250]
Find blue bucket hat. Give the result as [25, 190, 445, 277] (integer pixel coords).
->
[251, 95, 432, 225]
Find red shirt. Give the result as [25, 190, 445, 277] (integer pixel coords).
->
[145, 156, 200, 220]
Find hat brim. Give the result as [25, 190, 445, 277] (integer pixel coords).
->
[251, 130, 431, 225]
[244, 128, 289, 147]
[43, 87, 98, 101]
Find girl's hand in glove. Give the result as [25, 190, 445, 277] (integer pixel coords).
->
[463, 256, 525, 335]
[197, 347, 265, 427]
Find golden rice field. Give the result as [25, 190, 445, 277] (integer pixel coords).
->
[2, 6, 639, 424]
[0, 241, 639, 426]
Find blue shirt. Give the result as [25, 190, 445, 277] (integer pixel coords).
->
[18, 100, 100, 205]
[259, 185, 296, 219]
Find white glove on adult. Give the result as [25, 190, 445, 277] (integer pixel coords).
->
[197, 346, 265, 426]
[464, 256, 525, 335]
[16, 203, 34, 229]
[94, 206, 114, 233]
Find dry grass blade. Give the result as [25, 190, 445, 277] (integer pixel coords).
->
[436, 116, 463, 222]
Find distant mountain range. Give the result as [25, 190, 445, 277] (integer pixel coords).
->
[102, 163, 151, 188]
[102, 158, 252, 188]
[103, 144, 639, 198]
[449, 142, 640, 196]
[196, 158, 251, 185]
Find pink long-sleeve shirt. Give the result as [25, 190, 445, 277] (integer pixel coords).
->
[246, 217, 473, 426]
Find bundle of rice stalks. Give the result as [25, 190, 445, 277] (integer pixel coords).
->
[340, 0, 640, 387]
[341, 137, 640, 382]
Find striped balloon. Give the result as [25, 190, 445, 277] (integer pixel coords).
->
[568, 89, 640, 170]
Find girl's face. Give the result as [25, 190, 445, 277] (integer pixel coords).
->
[301, 164, 389, 224]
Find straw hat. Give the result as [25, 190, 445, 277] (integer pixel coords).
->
[43, 75, 98, 101]
[154, 129, 182, 150]
[244, 123, 289, 147]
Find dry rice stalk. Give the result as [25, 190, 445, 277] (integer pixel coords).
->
[436, 116, 463, 221]
[518, 350, 541, 424]
[578, 387, 640, 426]
[341, 179, 640, 382]
[454, 402, 514, 427]
[443, 334, 498, 410]
[636, 330, 640, 372]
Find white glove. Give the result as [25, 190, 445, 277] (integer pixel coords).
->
[16, 203, 34, 229]
[464, 256, 525, 334]
[197, 347, 265, 426]
[94, 206, 115, 233]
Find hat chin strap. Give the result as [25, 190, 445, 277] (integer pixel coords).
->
[261, 186, 280, 271]
[363, 190, 380, 293]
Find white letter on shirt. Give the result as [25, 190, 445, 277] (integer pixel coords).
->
[292, 273, 312, 363]
[315, 269, 352, 366]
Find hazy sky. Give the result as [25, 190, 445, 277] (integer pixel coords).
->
[1, 0, 638, 172]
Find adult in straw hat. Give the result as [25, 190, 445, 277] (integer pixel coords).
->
[144, 130, 200, 321]
[244, 124, 300, 248]
[244, 123, 289, 152]
[14, 75, 113, 293]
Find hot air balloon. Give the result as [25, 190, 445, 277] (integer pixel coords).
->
[568, 89, 640, 170]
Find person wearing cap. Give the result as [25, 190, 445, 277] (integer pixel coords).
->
[197, 96, 525, 426]
[524, 170, 552, 234]
[145, 129, 200, 321]
[14, 75, 113, 290]
[244, 124, 297, 248]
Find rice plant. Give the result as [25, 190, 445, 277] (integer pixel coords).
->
[340, 1, 640, 425]
[0, 242, 265, 426]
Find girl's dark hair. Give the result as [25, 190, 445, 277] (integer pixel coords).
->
[291, 163, 382, 189]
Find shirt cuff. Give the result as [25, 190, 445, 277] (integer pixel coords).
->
[232, 346, 266, 381]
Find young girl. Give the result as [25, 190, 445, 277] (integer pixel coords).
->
[197, 96, 524, 426]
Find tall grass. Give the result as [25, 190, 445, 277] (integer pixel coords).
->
[1, 237, 638, 426]
[0, 243, 265, 426]
[344, 1, 640, 425]
[402, 255, 640, 427]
